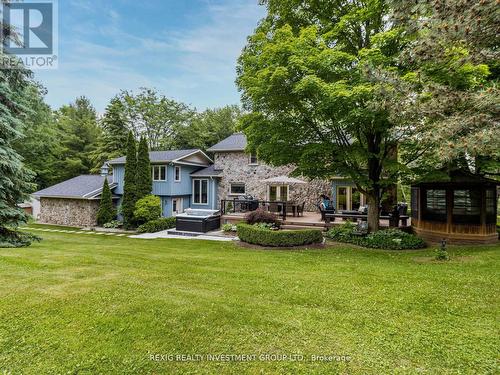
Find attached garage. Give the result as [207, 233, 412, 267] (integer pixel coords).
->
[33, 175, 118, 227]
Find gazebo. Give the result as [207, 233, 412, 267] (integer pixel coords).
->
[411, 170, 498, 244]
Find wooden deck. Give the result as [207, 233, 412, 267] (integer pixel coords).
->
[222, 211, 412, 231]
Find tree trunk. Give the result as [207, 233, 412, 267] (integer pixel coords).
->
[367, 193, 380, 233]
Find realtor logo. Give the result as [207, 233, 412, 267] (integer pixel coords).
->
[1, 0, 58, 69]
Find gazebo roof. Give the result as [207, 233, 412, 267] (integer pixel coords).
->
[412, 169, 499, 187]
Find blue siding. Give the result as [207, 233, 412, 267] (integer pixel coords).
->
[111, 162, 218, 216]
[112, 165, 125, 194]
[152, 164, 202, 196]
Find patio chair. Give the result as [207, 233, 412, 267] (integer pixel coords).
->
[296, 202, 305, 217]
[318, 203, 335, 222]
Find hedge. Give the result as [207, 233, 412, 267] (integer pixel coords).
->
[137, 217, 176, 233]
[237, 223, 323, 247]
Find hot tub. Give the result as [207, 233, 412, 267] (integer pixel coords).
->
[175, 209, 221, 233]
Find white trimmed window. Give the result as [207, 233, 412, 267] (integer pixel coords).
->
[249, 152, 258, 165]
[152, 166, 166, 181]
[193, 179, 208, 204]
[174, 166, 181, 182]
[230, 183, 246, 195]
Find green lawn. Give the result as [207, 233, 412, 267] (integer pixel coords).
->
[0, 226, 498, 374]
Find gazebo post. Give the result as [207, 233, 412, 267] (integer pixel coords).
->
[446, 188, 453, 235]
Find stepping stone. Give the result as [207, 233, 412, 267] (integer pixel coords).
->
[115, 234, 126, 237]
[105, 233, 115, 236]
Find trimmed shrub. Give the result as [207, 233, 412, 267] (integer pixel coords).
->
[137, 217, 176, 233]
[134, 195, 161, 225]
[237, 223, 323, 247]
[245, 208, 279, 225]
[326, 224, 426, 250]
[97, 179, 116, 226]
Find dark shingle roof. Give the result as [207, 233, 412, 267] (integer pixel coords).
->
[190, 165, 223, 177]
[33, 175, 116, 199]
[207, 133, 247, 152]
[108, 149, 199, 165]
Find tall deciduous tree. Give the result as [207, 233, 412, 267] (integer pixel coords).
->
[122, 132, 137, 227]
[120, 88, 195, 150]
[13, 83, 62, 190]
[172, 105, 242, 151]
[237, 0, 407, 231]
[91, 96, 129, 172]
[136, 137, 152, 201]
[97, 179, 116, 226]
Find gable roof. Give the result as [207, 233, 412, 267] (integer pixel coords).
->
[107, 149, 212, 165]
[33, 175, 117, 200]
[190, 165, 223, 177]
[207, 133, 247, 152]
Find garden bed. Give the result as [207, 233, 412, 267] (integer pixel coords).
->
[325, 223, 426, 250]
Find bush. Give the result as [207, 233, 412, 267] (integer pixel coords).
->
[245, 208, 279, 226]
[137, 217, 176, 233]
[134, 195, 161, 225]
[237, 223, 323, 247]
[103, 220, 122, 229]
[0, 228, 41, 248]
[222, 223, 237, 232]
[435, 247, 450, 261]
[326, 223, 426, 250]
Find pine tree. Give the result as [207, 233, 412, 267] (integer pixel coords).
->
[91, 96, 129, 172]
[136, 137, 152, 200]
[97, 179, 116, 226]
[0, 53, 39, 246]
[121, 132, 137, 227]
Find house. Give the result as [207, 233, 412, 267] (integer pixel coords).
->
[33, 134, 333, 227]
[207, 133, 331, 211]
[107, 149, 216, 217]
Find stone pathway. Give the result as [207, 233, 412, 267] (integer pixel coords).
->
[27, 227, 236, 242]
[27, 227, 130, 237]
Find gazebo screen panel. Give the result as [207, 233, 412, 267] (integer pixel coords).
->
[485, 188, 497, 224]
[422, 189, 447, 222]
[452, 189, 481, 224]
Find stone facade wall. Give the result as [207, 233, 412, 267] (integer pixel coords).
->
[39, 198, 100, 227]
[214, 152, 331, 212]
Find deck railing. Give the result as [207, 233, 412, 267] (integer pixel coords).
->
[220, 199, 290, 221]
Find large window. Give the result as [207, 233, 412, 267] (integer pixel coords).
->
[193, 179, 208, 204]
[269, 185, 288, 202]
[423, 189, 446, 221]
[152, 166, 166, 181]
[230, 183, 246, 195]
[337, 187, 348, 211]
[453, 189, 481, 224]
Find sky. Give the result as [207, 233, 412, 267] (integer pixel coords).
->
[34, 0, 265, 113]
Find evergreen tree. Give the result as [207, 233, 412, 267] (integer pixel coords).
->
[97, 179, 116, 225]
[91, 96, 129, 172]
[136, 137, 152, 200]
[54, 97, 101, 182]
[121, 132, 137, 226]
[0, 52, 39, 246]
